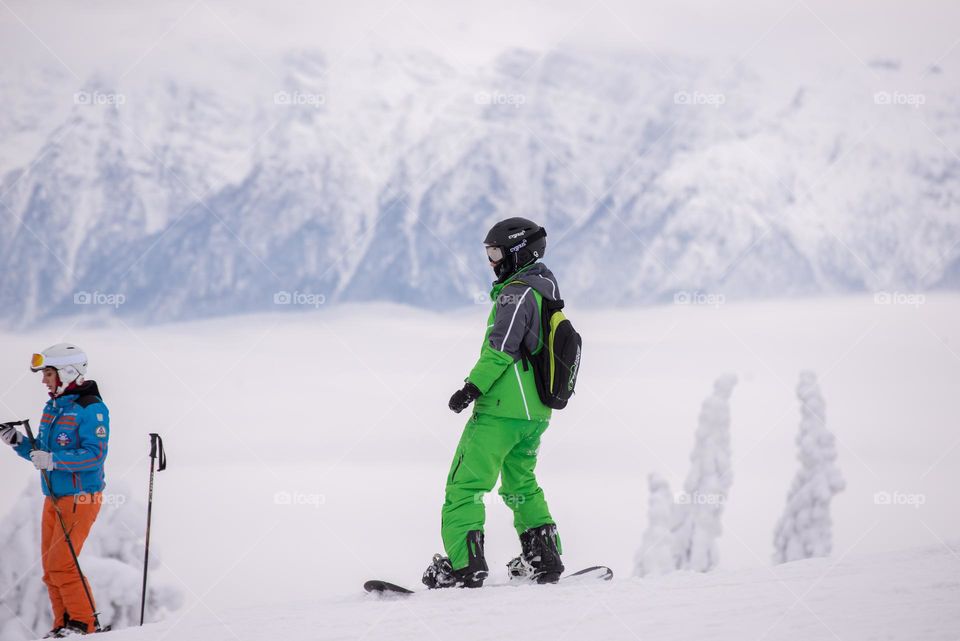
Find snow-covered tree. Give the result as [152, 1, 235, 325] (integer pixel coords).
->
[634, 375, 737, 577]
[773, 371, 845, 564]
[634, 473, 678, 577]
[0, 482, 183, 640]
[672, 373, 737, 573]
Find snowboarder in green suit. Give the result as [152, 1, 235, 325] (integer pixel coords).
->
[422, 217, 565, 589]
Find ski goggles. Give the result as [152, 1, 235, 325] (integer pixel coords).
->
[30, 352, 86, 373]
[485, 245, 505, 263]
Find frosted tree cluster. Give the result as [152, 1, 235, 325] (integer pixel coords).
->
[635, 374, 737, 576]
[0, 482, 183, 640]
[773, 371, 845, 564]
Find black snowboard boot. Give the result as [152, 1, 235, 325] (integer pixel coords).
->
[506, 524, 564, 584]
[422, 530, 488, 589]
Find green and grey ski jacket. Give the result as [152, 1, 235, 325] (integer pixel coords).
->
[466, 262, 560, 421]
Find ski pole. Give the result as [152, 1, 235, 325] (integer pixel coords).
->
[139, 433, 166, 626]
[20, 419, 103, 633]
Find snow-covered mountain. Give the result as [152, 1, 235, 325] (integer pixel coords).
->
[1, 48, 957, 326]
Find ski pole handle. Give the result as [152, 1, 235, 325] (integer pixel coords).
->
[148, 433, 166, 471]
[21, 419, 35, 448]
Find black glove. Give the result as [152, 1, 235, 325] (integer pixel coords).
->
[448, 382, 481, 414]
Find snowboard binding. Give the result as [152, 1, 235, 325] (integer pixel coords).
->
[422, 530, 488, 589]
[507, 524, 564, 584]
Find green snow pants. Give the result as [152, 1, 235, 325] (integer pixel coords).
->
[441, 411, 556, 570]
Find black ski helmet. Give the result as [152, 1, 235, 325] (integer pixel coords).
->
[484, 217, 547, 281]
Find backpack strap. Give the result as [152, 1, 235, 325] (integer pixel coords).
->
[519, 345, 531, 372]
[507, 278, 528, 289]
[510, 278, 565, 310]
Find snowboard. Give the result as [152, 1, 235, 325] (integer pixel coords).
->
[364, 565, 612, 596]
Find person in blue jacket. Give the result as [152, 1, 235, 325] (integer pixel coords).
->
[0, 343, 109, 637]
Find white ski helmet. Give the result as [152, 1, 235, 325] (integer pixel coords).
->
[30, 343, 88, 393]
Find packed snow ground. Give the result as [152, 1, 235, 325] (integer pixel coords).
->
[58, 542, 960, 641]
[0, 294, 957, 636]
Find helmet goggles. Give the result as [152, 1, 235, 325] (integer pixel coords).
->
[485, 245, 505, 264]
[30, 351, 87, 373]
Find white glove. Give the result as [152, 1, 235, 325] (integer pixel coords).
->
[30, 450, 55, 471]
[0, 423, 23, 446]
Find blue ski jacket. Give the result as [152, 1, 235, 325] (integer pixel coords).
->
[14, 380, 109, 497]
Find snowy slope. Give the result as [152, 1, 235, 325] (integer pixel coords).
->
[1, 48, 958, 326]
[76, 542, 960, 641]
[0, 294, 956, 632]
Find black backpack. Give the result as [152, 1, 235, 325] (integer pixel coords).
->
[516, 283, 582, 410]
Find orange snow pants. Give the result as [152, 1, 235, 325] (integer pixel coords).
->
[41, 493, 101, 632]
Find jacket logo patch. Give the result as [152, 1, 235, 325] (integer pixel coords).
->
[56, 433, 71, 446]
[95, 426, 107, 438]
[96, 413, 104, 421]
